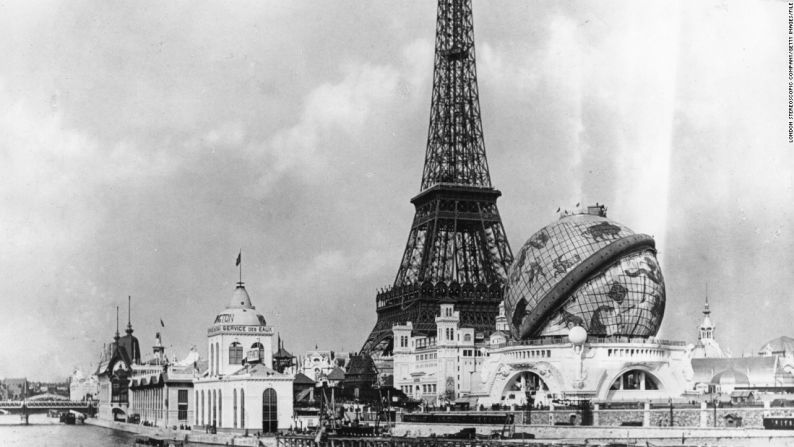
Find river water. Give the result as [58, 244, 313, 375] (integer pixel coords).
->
[5, 414, 794, 447]
[0, 414, 205, 447]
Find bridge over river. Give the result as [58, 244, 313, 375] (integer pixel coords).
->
[0, 399, 95, 415]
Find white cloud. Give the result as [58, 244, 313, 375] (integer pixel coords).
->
[252, 63, 401, 195]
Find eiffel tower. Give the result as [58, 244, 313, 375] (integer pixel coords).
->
[361, 0, 513, 356]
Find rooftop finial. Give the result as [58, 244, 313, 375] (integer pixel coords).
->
[704, 284, 710, 315]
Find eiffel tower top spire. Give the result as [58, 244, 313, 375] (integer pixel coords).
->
[421, 0, 491, 190]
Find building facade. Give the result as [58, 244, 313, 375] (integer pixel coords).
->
[69, 370, 99, 401]
[96, 303, 141, 421]
[128, 333, 201, 428]
[392, 303, 487, 406]
[478, 335, 692, 407]
[193, 281, 293, 433]
[299, 350, 347, 381]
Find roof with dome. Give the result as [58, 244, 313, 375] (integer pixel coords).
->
[213, 282, 267, 326]
[691, 356, 776, 386]
[759, 336, 794, 355]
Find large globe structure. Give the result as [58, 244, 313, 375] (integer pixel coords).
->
[504, 206, 665, 340]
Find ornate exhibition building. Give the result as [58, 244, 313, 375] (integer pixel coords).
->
[391, 205, 693, 408]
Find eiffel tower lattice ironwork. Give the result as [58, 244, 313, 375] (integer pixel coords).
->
[361, 0, 513, 356]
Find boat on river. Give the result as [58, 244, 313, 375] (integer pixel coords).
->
[133, 435, 184, 447]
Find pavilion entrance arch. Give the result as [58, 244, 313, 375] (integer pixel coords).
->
[501, 370, 552, 408]
[599, 366, 664, 401]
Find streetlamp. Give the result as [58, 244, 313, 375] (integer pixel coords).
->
[569, 326, 588, 386]
[569, 326, 588, 426]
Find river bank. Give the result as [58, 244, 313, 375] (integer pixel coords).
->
[84, 418, 275, 446]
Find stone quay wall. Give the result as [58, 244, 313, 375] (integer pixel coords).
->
[402, 404, 782, 429]
[393, 422, 794, 443]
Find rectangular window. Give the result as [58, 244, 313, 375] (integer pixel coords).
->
[177, 389, 188, 421]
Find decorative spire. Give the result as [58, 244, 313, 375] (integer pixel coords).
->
[703, 285, 710, 316]
[126, 295, 134, 335]
[114, 305, 120, 341]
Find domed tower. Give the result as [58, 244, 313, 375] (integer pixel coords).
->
[504, 205, 666, 339]
[207, 281, 273, 376]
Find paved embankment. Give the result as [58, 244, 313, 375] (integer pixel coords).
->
[396, 422, 794, 446]
[84, 418, 276, 446]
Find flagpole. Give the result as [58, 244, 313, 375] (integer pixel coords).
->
[239, 249, 242, 284]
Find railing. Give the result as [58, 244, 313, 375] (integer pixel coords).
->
[277, 435, 515, 447]
[402, 413, 512, 425]
[494, 336, 686, 349]
[0, 400, 92, 409]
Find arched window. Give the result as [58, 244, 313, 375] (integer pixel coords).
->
[240, 388, 245, 428]
[229, 342, 243, 365]
[463, 333, 472, 342]
[233, 389, 237, 428]
[218, 389, 222, 427]
[263, 388, 278, 433]
[610, 370, 661, 391]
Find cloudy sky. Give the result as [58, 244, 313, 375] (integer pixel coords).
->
[0, 0, 790, 381]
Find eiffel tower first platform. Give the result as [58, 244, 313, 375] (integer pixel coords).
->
[360, 0, 513, 356]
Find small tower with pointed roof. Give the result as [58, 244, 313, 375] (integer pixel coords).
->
[692, 291, 725, 358]
[153, 332, 166, 364]
[698, 295, 715, 342]
[273, 335, 295, 374]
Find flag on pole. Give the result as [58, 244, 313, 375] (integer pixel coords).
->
[160, 318, 165, 327]
[236, 251, 241, 266]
